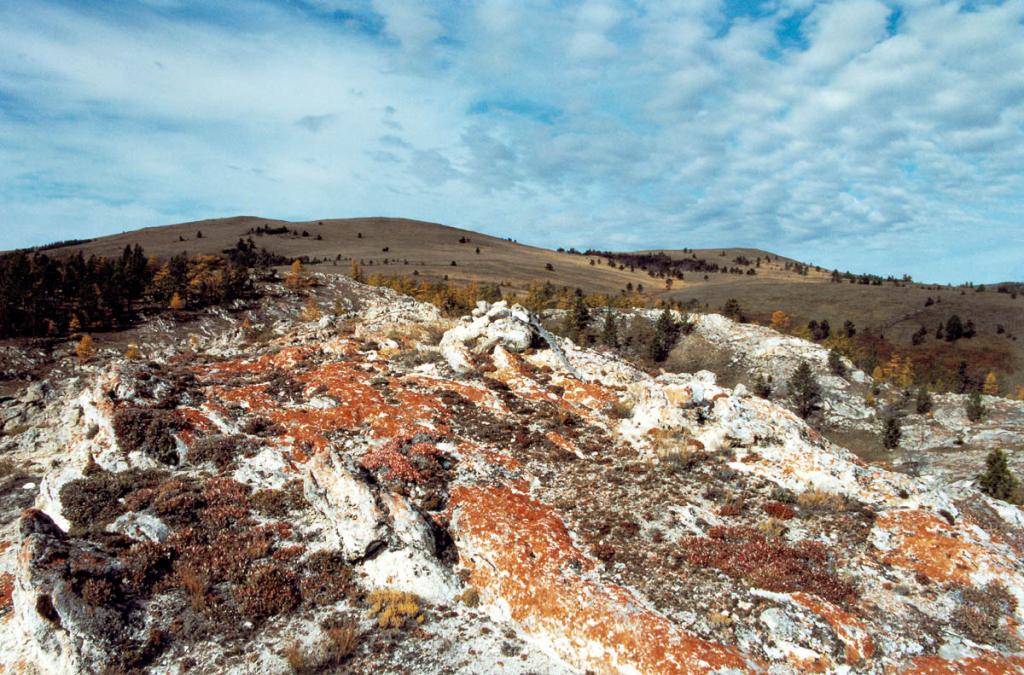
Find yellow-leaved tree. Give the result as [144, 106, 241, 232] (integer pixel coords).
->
[170, 292, 185, 310]
[300, 296, 322, 322]
[983, 371, 999, 396]
[770, 310, 792, 331]
[76, 335, 95, 364]
[286, 259, 306, 289]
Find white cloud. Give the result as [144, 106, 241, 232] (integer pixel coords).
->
[0, 0, 1022, 283]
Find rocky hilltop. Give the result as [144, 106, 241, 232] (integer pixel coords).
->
[1, 275, 1024, 673]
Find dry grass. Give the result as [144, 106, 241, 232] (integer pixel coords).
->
[285, 615, 360, 672]
[757, 517, 789, 538]
[176, 565, 208, 611]
[797, 488, 847, 512]
[366, 588, 424, 629]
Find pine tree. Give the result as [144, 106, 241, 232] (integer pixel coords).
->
[827, 349, 847, 377]
[789, 361, 821, 419]
[600, 306, 618, 348]
[649, 307, 680, 362]
[945, 314, 964, 341]
[752, 373, 772, 399]
[562, 294, 591, 342]
[76, 335, 95, 364]
[915, 386, 933, 414]
[881, 410, 902, 449]
[966, 389, 986, 422]
[978, 449, 1018, 502]
[983, 371, 999, 396]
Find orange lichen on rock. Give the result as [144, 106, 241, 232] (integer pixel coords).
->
[898, 653, 1024, 674]
[874, 510, 1017, 586]
[792, 592, 874, 664]
[551, 376, 617, 413]
[404, 375, 505, 411]
[450, 485, 760, 674]
[545, 431, 579, 457]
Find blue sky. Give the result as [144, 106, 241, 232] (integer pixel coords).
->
[1, 0, 1022, 283]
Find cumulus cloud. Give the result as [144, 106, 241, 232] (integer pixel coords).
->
[0, 0, 1022, 283]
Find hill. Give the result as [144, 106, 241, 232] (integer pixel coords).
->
[26, 215, 1023, 393]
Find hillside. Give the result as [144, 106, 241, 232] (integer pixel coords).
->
[29, 216, 1024, 392]
[2, 274, 1024, 673]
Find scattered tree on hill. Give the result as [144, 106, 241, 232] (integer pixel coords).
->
[601, 307, 618, 348]
[752, 373, 772, 399]
[956, 361, 972, 394]
[915, 387, 933, 415]
[351, 259, 364, 283]
[881, 409, 902, 449]
[966, 389, 986, 422]
[770, 310, 792, 331]
[285, 260, 306, 289]
[721, 298, 744, 322]
[978, 449, 1019, 503]
[649, 308, 681, 362]
[935, 322, 944, 340]
[196, 230, 203, 239]
[945, 315, 964, 342]
[562, 294, 591, 342]
[300, 297, 322, 322]
[789, 362, 821, 419]
[964, 319, 977, 338]
[76, 335, 95, 364]
[983, 371, 999, 396]
[827, 349, 847, 377]
[842, 320, 856, 338]
[911, 325, 928, 346]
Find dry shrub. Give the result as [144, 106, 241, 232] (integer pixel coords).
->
[60, 468, 167, 533]
[366, 588, 424, 628]
[763, 501, 796, 520]
[188, 434, 251, 469]
[283, 616, 359, 673]
[298, 550, 353, 606]
[757, 517, 788, 538]
[681, 526, 856, 605]
[608, 398, 634, 419]
[797, 488, 847, 512]
[176, 565, 209, 611]
[232, 563, 300, 621]
[952, 582, 1018, 646]
[112, 407, 184, 465]
[457, 587, 480, 607]
[718, 495, 746, 517]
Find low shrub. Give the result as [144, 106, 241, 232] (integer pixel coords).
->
[112, 407, 185, 465]
[952, 582, 1017, 646]
[681, 526, 856, 605]
[762, 501, 796, 520]
[60, 468, 167, 533]
[366, 588, 424, 628]
[797, 488, 847, 512]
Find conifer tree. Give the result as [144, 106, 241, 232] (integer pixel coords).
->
[169, 292, 184, 310]
[827, 349, 847, 377]
[286, 259, 306, 289]
[979, 449, 1018, 502]
[789, 361, 821, 419]
[915, 386, 933, 414]
[649, 307, 680, 362]
[966, 389, 986, 422]
[600, 306, 618, 348]
[881, 409, 902, 449]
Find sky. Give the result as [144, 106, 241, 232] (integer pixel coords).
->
[1, 0, 1022, 283]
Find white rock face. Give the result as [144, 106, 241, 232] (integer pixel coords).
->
[303, 450, 386, 559]
[107, 512, 171, 543]
[440, 301, 536, 374]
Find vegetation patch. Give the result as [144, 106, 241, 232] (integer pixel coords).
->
[681, 526, 856, 605]
[112, 407, 186, 465]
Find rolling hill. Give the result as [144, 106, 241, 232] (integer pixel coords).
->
[24, 215, 1024, 392]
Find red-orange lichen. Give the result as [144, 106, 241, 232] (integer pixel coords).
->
[545, 431, 579, 456]
[450, 485, 760, 674]
[791, 592, 874, 664]
[874, 510, 1015, 586]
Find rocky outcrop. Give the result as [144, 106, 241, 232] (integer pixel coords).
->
[2, 282, 1024, 673]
